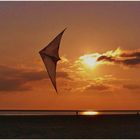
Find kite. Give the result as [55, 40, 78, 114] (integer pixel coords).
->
[39, 29, 66, 93]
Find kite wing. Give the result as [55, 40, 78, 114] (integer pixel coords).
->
[39, 29, 66, 92]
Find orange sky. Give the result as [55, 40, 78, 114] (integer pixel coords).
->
[0, 1, 140, 110]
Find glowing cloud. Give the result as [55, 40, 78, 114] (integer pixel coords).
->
[97, 48, 140, 67]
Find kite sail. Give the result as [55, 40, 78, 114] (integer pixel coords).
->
[39, 29, 66, 93]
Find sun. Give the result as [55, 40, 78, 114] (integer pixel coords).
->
[83, 57, 96, 67]
[80, 54, 97, 69]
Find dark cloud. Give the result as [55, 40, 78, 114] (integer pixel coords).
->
[97, 50, 140, 66]
[97, 55, 116, 62]
[85, 84, 110, 91]
[0, 65, 70, 92]
[123, 58, 140, 66]
[123, 84, 140, 90]
[0, 77, 29, 92]
[121, 52, 140, 58]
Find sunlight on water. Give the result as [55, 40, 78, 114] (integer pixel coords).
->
[81, 111, 99, 115]
[0, 110, 139, 116]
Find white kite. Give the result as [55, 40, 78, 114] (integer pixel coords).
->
[39, 29, 66, 93]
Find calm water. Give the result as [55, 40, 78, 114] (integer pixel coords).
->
[0, 110, 139, 116]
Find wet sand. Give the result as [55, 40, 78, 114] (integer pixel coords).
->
[0, 114, 140, 138]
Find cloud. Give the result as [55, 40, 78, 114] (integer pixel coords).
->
[84, 83, 111, 92]
[97, 55, 116, 63]
[0, 77, 29, 92]
[0, 65, 70, 92]
[74, 48, 140, 71]
[120, 52, 140, 58]
[123, 84, 140, 90]
[97, 48, 140, 67]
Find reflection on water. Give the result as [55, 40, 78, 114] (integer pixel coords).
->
[80, 111, 99, 115]
[0, 110, 139, 116]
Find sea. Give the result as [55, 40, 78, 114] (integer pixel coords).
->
[0, 110, 139, 116]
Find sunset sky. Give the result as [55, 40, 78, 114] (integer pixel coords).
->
[0, 1, 140, 110]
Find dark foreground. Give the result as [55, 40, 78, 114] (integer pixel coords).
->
[0, 115, 140, 138]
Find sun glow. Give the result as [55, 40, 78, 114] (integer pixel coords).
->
[80, 54, 98, 69]
[81, 111, 99, 115]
